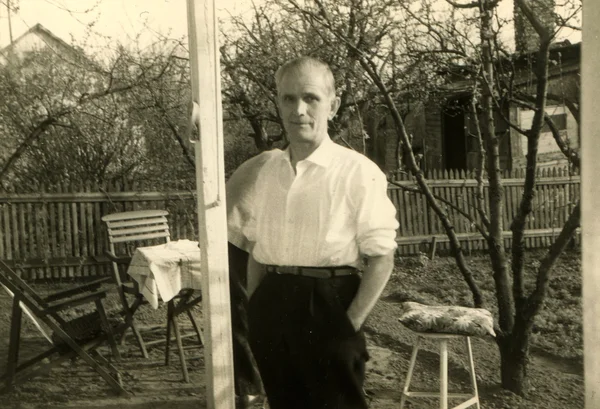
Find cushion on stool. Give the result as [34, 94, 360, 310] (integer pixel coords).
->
[398, 301, 496, 337]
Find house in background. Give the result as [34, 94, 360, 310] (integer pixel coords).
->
[374, 0, 580, 174]
[414, 40, 580, 173]
[0, 23, 91, 65]
[0, 23, 84, 164]
[0, 24, 103, 170]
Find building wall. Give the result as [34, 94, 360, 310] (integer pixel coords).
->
[1, 26, 87, 66]
[513, 103, 579, 169]
[379, 104, 442, 174]
[9, 33, 47, 53]
[518, 64, 580, 102]
[0, 33, 47, 64]
[423, 105, 443, 170]
[509, 105, 523, 167]
[547, 67, 580, 103]
[512, 68, 580, 169]
[382, 123, 397, 174]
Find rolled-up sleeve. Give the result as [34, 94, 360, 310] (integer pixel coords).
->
[350, 163, 399, 257]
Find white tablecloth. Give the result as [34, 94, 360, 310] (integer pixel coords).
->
[127, 239, 202, 309]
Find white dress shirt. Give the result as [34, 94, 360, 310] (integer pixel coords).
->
[227, 137, 398, 268]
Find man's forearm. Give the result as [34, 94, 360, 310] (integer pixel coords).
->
[346, 250, 395, 331]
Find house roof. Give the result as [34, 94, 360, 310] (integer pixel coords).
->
[0, 23, 94, 67]
[515, 40, 580, 68]
[437, 41, 581, 98]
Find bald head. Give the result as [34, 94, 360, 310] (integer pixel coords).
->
[275, 57, 336, 98]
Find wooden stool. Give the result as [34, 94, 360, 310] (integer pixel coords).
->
[398, 302, 495, 409]
[399, 332, 480, 409]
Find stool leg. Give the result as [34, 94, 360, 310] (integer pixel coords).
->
[465, 337, 480, 409]
[439, 339, 448, 409]
[400, 337, 421, 409]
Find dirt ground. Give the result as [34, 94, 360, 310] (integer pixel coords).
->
[0, 252, 584, 409]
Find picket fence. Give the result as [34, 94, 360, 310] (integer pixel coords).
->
[388, 167, 580, 254]
[0, 167, 580, 280]
[0, 181, 199, 280]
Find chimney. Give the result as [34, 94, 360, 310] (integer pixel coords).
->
[513, 0, 556, 54]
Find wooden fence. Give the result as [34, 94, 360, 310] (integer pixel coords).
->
[0, 182, 199, 280]
[387, 167, 580, 254]
[0, 167, 580, 280]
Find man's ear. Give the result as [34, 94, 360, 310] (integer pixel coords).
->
[329, 96, 341, 120]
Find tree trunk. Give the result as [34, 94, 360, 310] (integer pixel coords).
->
[497, 326, 531, 396]
[365, 113, 386, 170]
[249, 120, 271, 151]
[479, 0, 514, 327]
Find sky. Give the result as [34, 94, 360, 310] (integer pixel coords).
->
[0, 0, 258, 49]
[0, 0, 582, 52]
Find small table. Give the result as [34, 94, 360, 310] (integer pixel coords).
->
[126, 239, 203, 383]
[127, 239, 202, 309]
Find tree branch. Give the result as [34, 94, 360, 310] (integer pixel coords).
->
[444, 0, 479, 8]
[469, 95, 491, 230]
[0, 117, 57, 178]
[510, 34, 553, 317]
[0, 58, 173, 179]
[524, 201, 580, 322]
[155, 101, 196, 168]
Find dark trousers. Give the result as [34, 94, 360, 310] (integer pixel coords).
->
[228, 243, 263, 397]
[248, 272, 370, 409]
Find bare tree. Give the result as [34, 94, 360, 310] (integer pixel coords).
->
[0, 38, 198, 188]
[219, 0, 396, 157]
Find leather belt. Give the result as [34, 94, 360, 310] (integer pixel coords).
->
[266, 265, 357, 279]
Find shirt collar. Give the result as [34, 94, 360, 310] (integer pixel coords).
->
[283, 136, 334, 168]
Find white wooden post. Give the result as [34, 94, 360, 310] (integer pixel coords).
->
[583, 2, 600, 408]
[186, 1, 235, 408]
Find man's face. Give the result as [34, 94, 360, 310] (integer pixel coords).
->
[277, 66, 340, 148]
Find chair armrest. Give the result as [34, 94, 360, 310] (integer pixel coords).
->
[44, 277, 112, 303]
[104, 251, 132, 265]
[44, 290, 109, 315]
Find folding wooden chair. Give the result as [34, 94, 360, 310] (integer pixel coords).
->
[0, 260, 127, 395]
[102, 210, 203, 382]
[101, 210, 171, 359]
